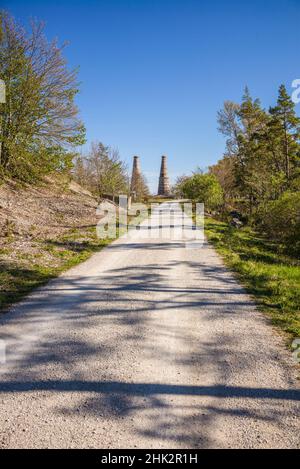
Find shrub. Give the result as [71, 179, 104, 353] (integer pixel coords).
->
[181, 173, 223, 210]
[259, 192, 300, 255]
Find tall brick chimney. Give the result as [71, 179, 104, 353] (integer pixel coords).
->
[158, 155, 170, 196]
[130, 156, 141, 196]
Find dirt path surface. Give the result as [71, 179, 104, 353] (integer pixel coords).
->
[0, 202, 299, 448]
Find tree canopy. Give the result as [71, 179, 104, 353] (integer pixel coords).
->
[175, 172, 223, 210]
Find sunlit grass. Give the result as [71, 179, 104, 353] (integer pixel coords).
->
[204, 218, 300, 339]
[0, 227, 110, 311]
[0, 215, 147, 312]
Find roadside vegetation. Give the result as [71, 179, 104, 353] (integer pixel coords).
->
[0, 196, 147, 312]
[204, 217, 300, 339]
[0, 225, 110, 311]
[175, 85, 300, 342]
[73, 143, 130, 200]
[174, 85, 300, 258]
[0, 10, 149, 312]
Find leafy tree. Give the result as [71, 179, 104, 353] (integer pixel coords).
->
[72, 153, 87, 187]
[171, 174, 189, 198]
[235, 89, 270, 214]
[268, 85, 300, 183]
[0, 10, 85, 181]
[217, 89, 270, 214]
[73, 142, 129, 199]
[216, 86, 300, 218]
[180, 173, 223, 210]
[209, 156, 237, 208]
[216, 85, 300, 255]
[217, 100, 242, 157]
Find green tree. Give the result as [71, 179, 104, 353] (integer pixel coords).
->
[217, 88, 288, 216]
[268, 85, 300, 183]
[235, 88, 270, 214]
[0, 11, 85, 181]
[73, 142, 129, 199]
[217, 100, 242, 157]
[172, 174, 189, 198]
[209, 156, 237, 208]
[216, 85, 300, 253]
[181, 173, 223, 210]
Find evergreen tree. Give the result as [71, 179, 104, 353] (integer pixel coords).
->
[268, 84, 300, 183]
[215, 85, 300, 234]
[235, 88, 269, 213]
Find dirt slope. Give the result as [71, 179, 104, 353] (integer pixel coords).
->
[0, 176, 98, 242]
[0, 176, 103, 310]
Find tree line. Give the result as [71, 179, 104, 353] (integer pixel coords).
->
[72, 143, 149, 200]
[174, 86, 300, 255]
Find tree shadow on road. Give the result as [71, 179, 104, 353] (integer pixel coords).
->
[0, 251, 299, 447]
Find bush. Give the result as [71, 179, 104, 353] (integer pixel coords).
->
[259, 192, 300, 255]
[181, 173, 223, 210]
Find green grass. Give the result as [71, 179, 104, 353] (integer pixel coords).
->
[0, 227, 111, 311]
[204, 218, 300, 340]
[0, 216, 146, 312]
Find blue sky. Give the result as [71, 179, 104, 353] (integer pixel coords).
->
[3, 0, 300, 191]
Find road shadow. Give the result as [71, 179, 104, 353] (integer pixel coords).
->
[0, 239, 298, 447]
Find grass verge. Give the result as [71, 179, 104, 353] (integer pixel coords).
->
[0, 226, 111, 312]
[204, 217, 300, 340]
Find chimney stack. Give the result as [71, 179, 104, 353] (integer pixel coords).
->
[158, 155, 170, 196]
[130, 156, 141, 196]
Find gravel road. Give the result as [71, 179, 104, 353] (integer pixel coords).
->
[0, 202, 299, 448]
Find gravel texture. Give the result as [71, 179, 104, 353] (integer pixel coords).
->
[0, 202, 299, 449]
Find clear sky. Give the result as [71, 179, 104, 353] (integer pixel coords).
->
[3, 0, 300, 191]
